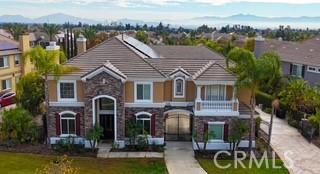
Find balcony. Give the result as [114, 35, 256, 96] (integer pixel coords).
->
[194, 99, 239, 116]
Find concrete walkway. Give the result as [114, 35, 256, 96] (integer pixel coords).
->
[257, 108, 320, 174]
[165, 142, 207, 174]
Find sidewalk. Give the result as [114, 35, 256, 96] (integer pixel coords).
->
[165, 142, 207, 174]
[257, 108, 320, 174]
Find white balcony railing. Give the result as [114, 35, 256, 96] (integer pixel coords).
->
[195, 99, 239, 116]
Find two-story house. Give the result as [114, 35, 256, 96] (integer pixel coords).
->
[254, 36, 320, 86]
[47, 35, 255, 150]
[0, 34, 32, 92]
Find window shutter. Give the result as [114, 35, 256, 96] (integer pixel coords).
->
[224, 123, 229, 141]
[76, 113, 81, 136]
[204, 122, 208, 134]
[289, 64, 293, 74]
[151, 114, 156, 137]
[55, 113, 61, 136]
[302, 65, 305, 78]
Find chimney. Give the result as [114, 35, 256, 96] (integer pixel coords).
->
[254, 35, 265, 58]
[19, 34, 32, 74]
[46, 41, 60, 64]
[76, 34, 87, 55]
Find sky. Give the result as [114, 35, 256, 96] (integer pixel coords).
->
[1, 0, 320, 21]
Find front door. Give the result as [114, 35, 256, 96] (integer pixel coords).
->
[99, 114, 114, 140]
[165, 113, 192, 141]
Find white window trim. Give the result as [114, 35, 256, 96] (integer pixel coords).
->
[59, 111, 77, 137]
[208, 121, 225, 143]
[135, 111, 152, 135]
[307, 66, 320, 73]
[134, 81, 153, 103]
[57, 80, 77, 102]
[173, 77, 185, 98]
[204, 85, 227, 101]
[0, 56, 9, 68]
[2, 78, 12, 90]
[14, 54, 21, 66]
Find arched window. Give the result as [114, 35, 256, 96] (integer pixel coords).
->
[135, 112, 152, 135]
[60, 111, 76, 135]
[174, 77, 185, 98]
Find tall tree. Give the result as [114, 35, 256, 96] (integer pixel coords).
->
[5, 23, 27, 41]
[227, 47, 280, 153]
[42, 23, 59, 41]
[82, 27, 97, 49]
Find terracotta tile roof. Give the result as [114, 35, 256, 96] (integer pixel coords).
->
[261, 37, 320, 66]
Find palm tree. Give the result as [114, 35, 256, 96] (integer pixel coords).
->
[23, 46, 78, 138]
[82, 27, 97, 48]
[227, 47, 280, 153]
[5, 23, 27, 41]
[42, 23, 59, 41]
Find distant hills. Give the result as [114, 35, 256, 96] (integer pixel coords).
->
[1, 13, 320, 28]
[0, 13, 99, 24]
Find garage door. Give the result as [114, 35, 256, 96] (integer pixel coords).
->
[165, 112, 192, 141]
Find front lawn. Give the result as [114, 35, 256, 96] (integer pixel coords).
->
[0, 151, 168, 174]
[198, 159, 289, 174]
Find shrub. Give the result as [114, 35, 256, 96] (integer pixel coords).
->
[35, 155, 78, 174]
[256, 91, 273, 109]
[0, 107, 37, 143]
[53, 137, 85, 153]
[136, 135, 148, 151]
[16, 72, 44, 115]
[263, 107, 272, 114]
[86, 125, 103, 152]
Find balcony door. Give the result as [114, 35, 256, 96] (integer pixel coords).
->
[205, 85, 226, 101]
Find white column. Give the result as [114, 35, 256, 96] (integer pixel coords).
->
[196, 85, 202, 101]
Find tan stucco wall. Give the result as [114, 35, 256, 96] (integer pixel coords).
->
[0, 54, 23, 92]
[237, 88, 252, 105]
[154, 82, 164, 102]
[125, 81, 134, 102]
[164, 80, 172, 101]
[48, 80, 57, 101]
[77, 81, 84, 102]
[186, 81, 196, 101]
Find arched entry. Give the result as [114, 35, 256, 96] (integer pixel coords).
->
[164, 109, 192, 141]
[92, 95, 117, 141]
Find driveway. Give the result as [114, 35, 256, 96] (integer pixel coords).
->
[257, 108, 320, 174]
[165, 142, 207, 174]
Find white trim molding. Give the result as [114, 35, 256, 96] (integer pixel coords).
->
[194, 110, 239, 117]
[57, 80, 77, 102]
[49, 102, 84, 107]
[135, 111, 153, 117]
[166, 102, 194, 107]
[194, 80, 235, 86]
[173, 77, 185, 98]
[81, 66, 127, 83]
[125, 102, 165, 108]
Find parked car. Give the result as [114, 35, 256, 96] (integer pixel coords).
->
[0, 89, 16, 108]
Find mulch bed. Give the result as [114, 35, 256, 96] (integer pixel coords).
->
[0, 143, 97, 157]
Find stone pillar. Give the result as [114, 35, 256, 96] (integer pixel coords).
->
[196, 85, 202, 111]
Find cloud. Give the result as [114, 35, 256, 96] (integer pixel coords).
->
[11, 0, 320, 6]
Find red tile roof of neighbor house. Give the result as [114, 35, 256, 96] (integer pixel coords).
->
[64, 35, 235, 81]
[261, 36, 320, 66]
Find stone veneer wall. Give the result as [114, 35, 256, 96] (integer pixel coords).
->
[83, 72, 125, 140]
[193, 116, 253, 141]
[125, 107, 165, 138]
[48, 106, 84, 137]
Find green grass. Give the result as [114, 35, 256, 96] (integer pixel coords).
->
[198, 159, 289, 174]
[0, 151, 168, 174]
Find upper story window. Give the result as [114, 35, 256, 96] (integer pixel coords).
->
[0, 56, 9, 68]
[205, 85, 226, 101]
[2, 78, 12, 90]
[58, 80, 77, 102]
[14, 55, 21, 66]
[291, 64, 304, 77]
[307, 66, 320, 73]
[135, 82, 152, 102]
[174, 77, 185, 98]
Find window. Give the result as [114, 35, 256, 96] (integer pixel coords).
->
[58, 80, 76, 101]
[136, 112, 151, 135]
[205, 85, 226, 100]
[291, 64, 303, 77]
[14, 55, 20, 66]
[174, 77, 185, 98]
[135, 82, 152, 102]
[0, 56, 9, 68]
[60, 112, 76, 135]
[208, 122, 224, 141]
[2, 79, 11, 90]
[307, 66, 320, 73]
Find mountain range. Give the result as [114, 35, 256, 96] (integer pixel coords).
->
[1, 13, 320, 28]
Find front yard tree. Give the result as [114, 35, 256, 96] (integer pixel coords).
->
[227, 47, 281, 153]
[228, 120, 249, 154]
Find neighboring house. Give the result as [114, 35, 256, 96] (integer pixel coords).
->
[47, 35, 256, 150]
[254, 36, 320, 86]
[0, 34, 32, 92]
